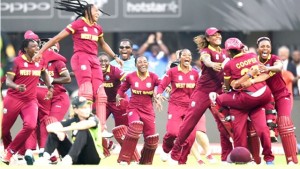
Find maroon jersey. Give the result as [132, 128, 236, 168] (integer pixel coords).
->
[199, 45, 228, 92]
[6, 54, 44, 101]
[261, 54, 290, 100]
[118, 71, 160, 108]
[47, 60, 68, 95]
[65, 17, 103, 55]
[157, 65, 199, 106]
[224, 52, 265, 92]
[103, 65, 126, 102]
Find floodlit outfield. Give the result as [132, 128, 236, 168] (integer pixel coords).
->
[1, 154, 299, 169]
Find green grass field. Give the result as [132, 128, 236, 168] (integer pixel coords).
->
[2, 154, 299, 169]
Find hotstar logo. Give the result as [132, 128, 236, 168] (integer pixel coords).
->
[124, 0, 181, 18]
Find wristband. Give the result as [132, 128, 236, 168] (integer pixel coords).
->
[48, 85, 54, 90]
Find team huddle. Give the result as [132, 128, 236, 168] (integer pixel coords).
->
[0, 0, 298, 166]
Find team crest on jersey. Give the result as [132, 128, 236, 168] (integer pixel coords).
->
[105, 75, 110, 81]
[3, 108, 7, 114]
[94, 28, 98, 33]
[178, 75, 183, 81]
[81, 65, 87, 70]
[222, 54, 226, 59]
[35, 62, 39, 67]
[135, 82, 139, 87]
[146, 82, 152, 88]
[216, 54, 219, 60]
[190, 75, 194, 80]
[48, 63, 52, 67]
[24, 62, 28, 67]
[83, 26, 88, 32]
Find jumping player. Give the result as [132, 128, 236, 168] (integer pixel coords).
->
[33, 0, 123, 134]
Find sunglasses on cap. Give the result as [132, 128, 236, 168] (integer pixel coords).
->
[119, 46, 131, 49]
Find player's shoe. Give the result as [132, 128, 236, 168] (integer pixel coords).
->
[59, 155, 72, 165]
[24, 149, 35, 165]
[206, 154, 217, 163]
[0, 149, 13, 165]
[34, 157, 51, 165]
[119, 161, 129, 165]
[160, 151, 169, 162]
[198, 159, 205, 165]
[102, 130, 114, 138]
[288, 161, 296, 165]
[266, 161, 274, 165]
[168, 155, 178, 165]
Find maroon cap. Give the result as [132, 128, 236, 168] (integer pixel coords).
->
[24, 30, 39, 40]
[205, 27, 221, 36]
[225, 38, 244, 50]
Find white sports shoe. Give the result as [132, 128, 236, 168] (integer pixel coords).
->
[206, 154, 217, 163]
[24, 149, 35, 165]
[119, 161, 129, 165]
[160, 151, 170, 162]
[168, 156, 178, 165]
[34, 157, 51, 165]
[59, 155, 72, 165]
[102, 130, 114, 138]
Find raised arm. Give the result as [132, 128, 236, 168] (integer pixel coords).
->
[98, 37, 123, 67]
[33, 30, 70, 62]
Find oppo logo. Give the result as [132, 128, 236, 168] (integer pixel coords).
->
[1, 2, 51, 13]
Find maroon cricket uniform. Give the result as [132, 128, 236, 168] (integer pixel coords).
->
[103, 65, 128, 126]
[66, 17, 104, 95]
[261, 55, 298, 164]
[262, 54, 292, 116]
[218, 52, 273, 162]
[66, 17, 108, 130]
[2, 54, 44, 153]
[171, 45, 233, 162]
[157, 65, 199, 163]
[219, 52, 272, 110]
[30, 59, 70, 150]
[117, 71, 160, 139]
